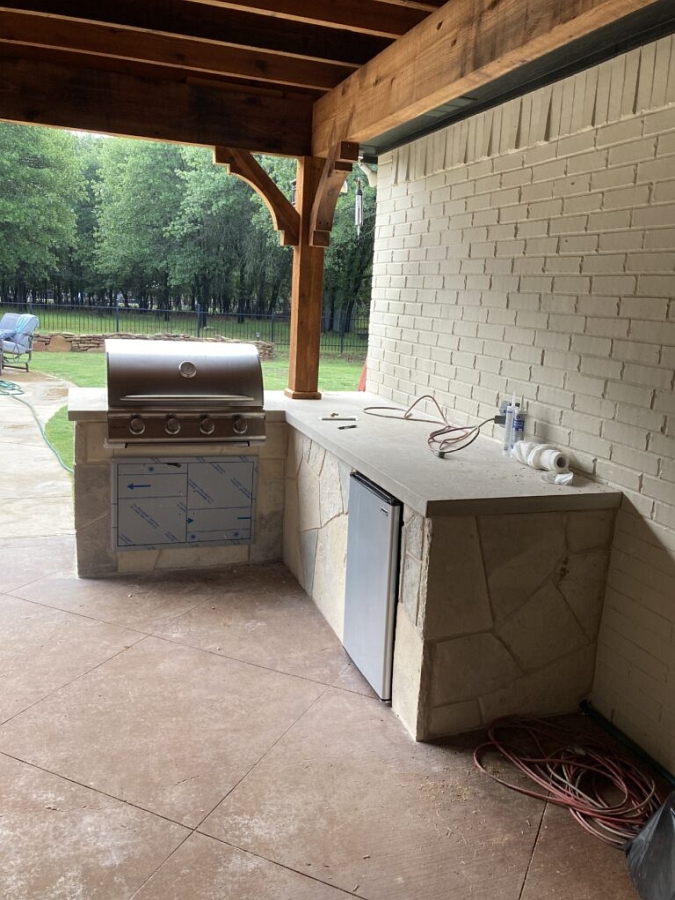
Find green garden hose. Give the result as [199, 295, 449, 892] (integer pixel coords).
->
[0, 378, 73, 473]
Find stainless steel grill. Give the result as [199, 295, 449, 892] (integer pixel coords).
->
[106, 339, 265, 443]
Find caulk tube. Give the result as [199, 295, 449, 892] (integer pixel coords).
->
[502, 393, 517, 454]
[512, 399, 525, 446]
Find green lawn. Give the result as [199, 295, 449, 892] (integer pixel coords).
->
[31, 351, 107, 387]
[32, 349, 365, 470]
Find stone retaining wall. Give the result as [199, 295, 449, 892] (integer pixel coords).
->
[33, 332, 275, 360]
[73, 416, 288, 576]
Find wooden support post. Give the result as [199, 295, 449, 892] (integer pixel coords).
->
[285, 156, 326, 400]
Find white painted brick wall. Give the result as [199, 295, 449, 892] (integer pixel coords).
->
[368, 34, 675, 773]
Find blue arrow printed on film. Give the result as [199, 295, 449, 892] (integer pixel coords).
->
[127, 483, 152, 490]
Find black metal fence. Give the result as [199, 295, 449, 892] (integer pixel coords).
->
[0, 302, 370, 355]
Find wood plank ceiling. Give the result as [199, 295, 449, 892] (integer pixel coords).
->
[0, 0, 443, 155]
[1, 0, 673, 161]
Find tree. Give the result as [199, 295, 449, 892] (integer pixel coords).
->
[0, 123, 82, 302]
[168, 149, 292, 316]
[248, 155, 295, 314]
[324, 170, 376, 333]
[0, 122, 375, 340]
[94, 139, 184, 307]
[62, 133, 106, 303]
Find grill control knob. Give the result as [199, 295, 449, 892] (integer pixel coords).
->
[232, 417, 248, 435]
[165, 416, 181, 435]
[129, 416, 145, 436]
[199, 416, 216, 435]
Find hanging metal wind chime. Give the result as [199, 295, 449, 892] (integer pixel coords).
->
[355, 177, 363, 238]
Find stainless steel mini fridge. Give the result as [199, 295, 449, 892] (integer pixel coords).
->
[343, 472, 402, 700]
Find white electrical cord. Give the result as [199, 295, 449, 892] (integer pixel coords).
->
[364, 394, 495, 457]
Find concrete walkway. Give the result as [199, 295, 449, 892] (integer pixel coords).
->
[0, 368, 74, 538]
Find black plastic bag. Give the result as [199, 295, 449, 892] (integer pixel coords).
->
[625, 792, 675, 900]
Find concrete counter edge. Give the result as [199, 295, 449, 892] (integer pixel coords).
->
[69, 388, 622, 517]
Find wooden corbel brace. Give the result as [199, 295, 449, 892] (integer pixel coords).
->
[214, 147, 300, 246]
[309, 140, 359, 248]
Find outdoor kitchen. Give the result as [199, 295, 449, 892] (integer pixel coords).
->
[69, 339, 621, 743]
[2, 1, 675, 897]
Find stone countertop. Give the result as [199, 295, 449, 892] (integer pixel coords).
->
[273, 392, 621, 516]
[70, 388, 621, 517]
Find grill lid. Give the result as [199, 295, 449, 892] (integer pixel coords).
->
[106, 339, 264, 410]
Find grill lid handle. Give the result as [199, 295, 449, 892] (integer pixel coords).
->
[119, 393, 257, 403]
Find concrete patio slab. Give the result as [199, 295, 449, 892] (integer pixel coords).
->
[133, 832, 350, 900]
[0, 636, 326, 828]
[0, 593, 142, 724]
[200, 687, 544, 900]
[0, 752, 188, 900]
[0, 556, 640, 899]
[0, 372, 640, 899]
[153, 562, 352, 685]
[0, 534, 74, 593]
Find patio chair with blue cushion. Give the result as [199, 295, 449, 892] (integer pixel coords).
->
[0, 312, 39, 371]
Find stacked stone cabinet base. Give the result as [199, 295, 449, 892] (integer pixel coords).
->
[284, 431, 615, 741]
[72, 419, 287, 576]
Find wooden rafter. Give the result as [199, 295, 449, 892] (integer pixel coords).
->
[0, 1, 391, 67]
[178, 0, 429, 38]
[0, 10, 355, 91]
[312, 0, 668, 155]
[0, 0, 660, 165]
[367, 0, 444, 7]
[214, 147, 300, 245]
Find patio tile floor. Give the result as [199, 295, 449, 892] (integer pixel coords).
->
[0, 536, 639, 900]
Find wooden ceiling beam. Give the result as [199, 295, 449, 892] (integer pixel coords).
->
[179, 0, 429, 38]
[0, 0, 389, 67]
[0, 41, 323, 97]
[312, 0, 666, 156]
[0, 10, 354, 90]
[0, 53, 313, 156]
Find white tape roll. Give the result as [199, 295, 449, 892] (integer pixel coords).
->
[536, 448, 569, 471]
[511, 441, 570, 473]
